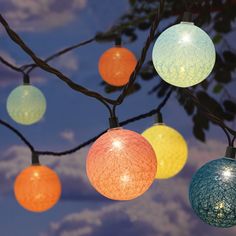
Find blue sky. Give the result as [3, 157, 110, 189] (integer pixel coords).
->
[0, 1, 235, 236]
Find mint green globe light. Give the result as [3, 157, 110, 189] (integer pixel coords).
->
[152, 22, 216, 87]
[7, 85, 46, 125]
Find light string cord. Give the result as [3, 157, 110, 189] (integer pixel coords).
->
[112, 0, 165, 117]
[22, 37, 96, 74]
[231, 136, 236, 147]
[0, 53, 113, 115]
[0, 88, 173, 157]
[0, 85, 234, 158]
[0, 15, 114, 106]
[0, 0, 230, 79]
[0, 37, 96, 77]
[182, 88, 235, 147]
[0, 119, 35, 153]
[0, 1, 235, 148]
[0, 1, 164, 119]
[0, 55, 29, 82]
[0, 1, 163, 108]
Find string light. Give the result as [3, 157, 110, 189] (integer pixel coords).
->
[142, 123, 188, 179]
[152, 22, 216, 87]
[14, 165, 61, 212]
[7, 85, 46, 125]
[98, 46, 137, 87]
[0, 4, 235, 219]
[189, 147, 236, 227]
[86, 127, 157, 200]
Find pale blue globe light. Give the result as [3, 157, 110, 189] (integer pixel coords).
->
[7, 85, 46, 125]
[189, 157, 236, 227]
[152, 22, 216, 87]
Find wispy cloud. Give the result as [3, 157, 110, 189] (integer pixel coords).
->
[41, 139, 236, 236]
[51, 52, 79, 74]
[0, 50, 79, 88]
[60, 130, 76, 143]
[0, 144, 101, 200]
[1, 0, 87, 32]
[1, 140, 235, 236]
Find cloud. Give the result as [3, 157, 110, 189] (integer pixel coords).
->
[51, 52, 79, 73]
[187, 139, 226, 169]
[0, 139, 229, 200]
[1, 139, 235, 236]
[0, 144, 101, 200]
[60, 130, 76, 143]
[42, 192, 194, 236]
[1, 0, 87, 32]
[0, 51, 47, 87]
[41, 139, 236, 236]
[0, 50, 78, 88]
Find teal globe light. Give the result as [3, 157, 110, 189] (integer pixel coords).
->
[7, 85, 46, 125]
[152, 22, 216, 87]
[189, 153, 236, 227]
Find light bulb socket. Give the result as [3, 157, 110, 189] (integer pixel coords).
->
[115, 37, 122, 46]
[225, 146, 236, 159]
[31, 152, 40, 165]
[109, 116, 119, 128]
[23, 74, 30, 85]
[182, 11, 193, 22]
[155, 112, 163, 123]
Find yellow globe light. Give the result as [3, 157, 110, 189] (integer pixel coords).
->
[152, 22, 216, 87]
[142, 123, 188, 179]
[7, 85, 46, 125]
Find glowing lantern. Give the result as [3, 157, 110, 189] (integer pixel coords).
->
[189, 148, 236, 227]
[98, 46, 137, 86]
[142, 123, 188, 179]
[152, 22, 216, 87]
[7, 85, 46, 125]
[14, 165, 61, 212]
[86, 127, 157, 200]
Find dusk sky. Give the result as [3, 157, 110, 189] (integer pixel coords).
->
[0, 1, 235, 236]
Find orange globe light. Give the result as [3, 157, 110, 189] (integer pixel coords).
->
[98, 46, 137, 86]
[14, 165, 61, 213]
[86, 127, 157, 200]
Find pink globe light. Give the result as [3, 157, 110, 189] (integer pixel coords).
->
[86, 127, 157, 200]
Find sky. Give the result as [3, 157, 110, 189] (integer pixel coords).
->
[0, 1, 235, 236]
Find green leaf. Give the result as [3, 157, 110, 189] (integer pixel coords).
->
[193, 125, 205, 142]
[224, 100, 236, 113]
[213, 84, 223, 94]
[126, 83, 141, 96]
[212, 34, 222, 44]
[104, 85, 122, 94]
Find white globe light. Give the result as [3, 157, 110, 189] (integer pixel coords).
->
[7, 85, 46, 125]
[152, 22, 216, 87]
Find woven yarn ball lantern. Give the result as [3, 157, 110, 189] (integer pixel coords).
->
[86, 127, 157, 200]
[98, 46, 137, 87]
[142, 124, 188, 179]
[7, 85, 46, 125]
[152, 22, 216, 87]
[189, 158, 236, 227]
[14, 165, 61, 212]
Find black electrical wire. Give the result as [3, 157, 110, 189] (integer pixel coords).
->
[0, 119, 35, 153]
[0, 3, 163, 107]
[36, 87, 173, 156]
[22, 37, 96, 74]
[112, 0, 165, 115]
[0, 88, 172, 157]
[0, 0, 235, 157]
